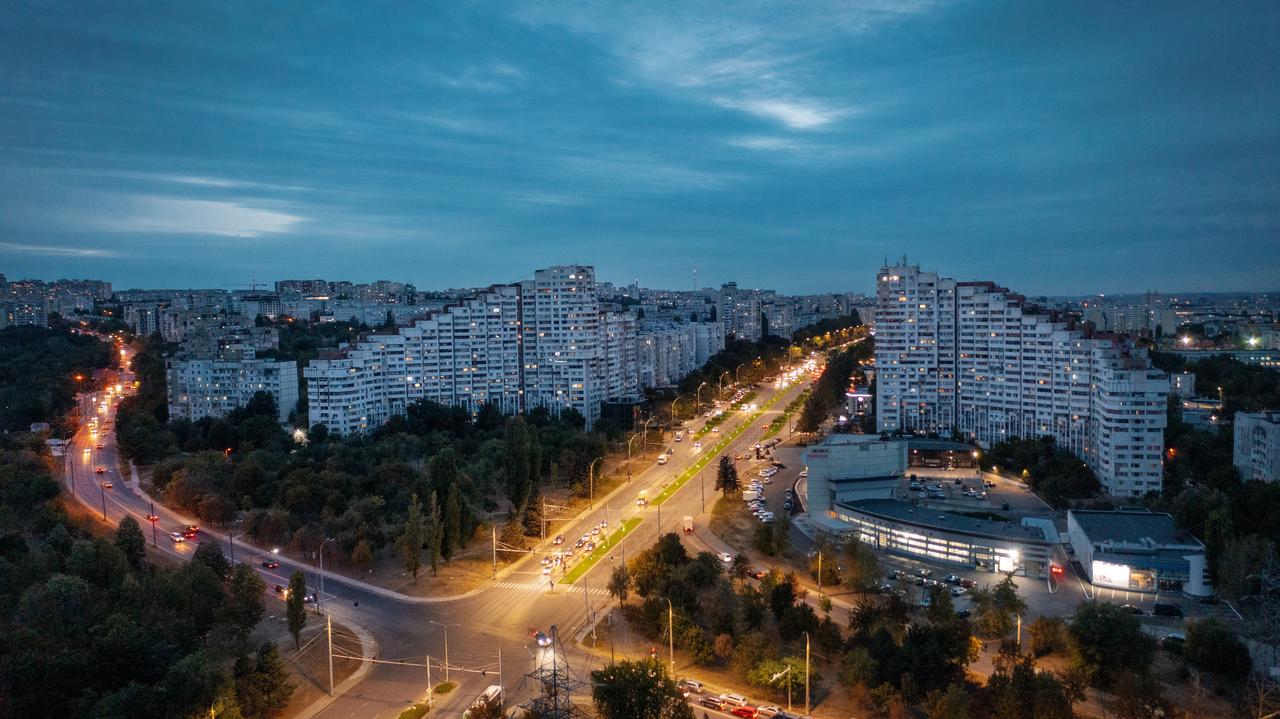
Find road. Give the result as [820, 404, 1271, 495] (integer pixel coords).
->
[63, 343, 825, 718]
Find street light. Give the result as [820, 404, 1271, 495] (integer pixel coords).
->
[670, 394, 687, 422]
[430, 620, 459, 684]
[769, 665, 793, 712]
[735, 362, 749, 384]
[663, 598, 675, 675]
[317, 537, 336, 615]
[627, 432, 643, 481]
[588, 456, 603, 509]
[803, 630, 811, 715]
[695, 381, 708, 410]
[718, 370, 731, 397]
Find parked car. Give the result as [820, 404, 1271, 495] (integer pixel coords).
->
[677, 678, 704, 694]
[719, 693, 749, 708]
[950, 587, 967, 597]
[959, 578, 977, 589]
[1119, 603, 1144, 615]
[731, 706, 758, 718]
[916, 567, 932, 577]
[261, 559, 280, 569]
[699, 696, 725, 710]
[719, 553, 733, 564]
[943, 573, 961, 584]
[1153, 603, 1183, 617]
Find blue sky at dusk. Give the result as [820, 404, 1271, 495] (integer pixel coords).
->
[1, 1, 1276, 294]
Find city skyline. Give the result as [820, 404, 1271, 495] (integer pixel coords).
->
[3, 1, 1277, 294]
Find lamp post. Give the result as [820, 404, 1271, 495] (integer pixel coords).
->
[803, 630, 811, 715]
[588, 457, 603, 509]
[430, 620, 459, 683]
[770, 665, 793, 712]
[735, 362, 749, 384]
[695, 381, 708, 411]
[627, 432, 643, 481]
[664, 598, 675, 675]
[642, 417, 656, 450]
[671, 394, 687, 423]
[317, 537, 335, 615]
[718, 370, 731, 397]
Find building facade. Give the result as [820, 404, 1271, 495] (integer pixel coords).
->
[875, 262, 1169, 496]
[304, 266, 642, 434]
[1235, 411, 1280, 482]
[1067, 509, 1210, 596]
[166, 357, 299, 423]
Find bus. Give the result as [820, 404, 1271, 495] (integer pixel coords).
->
[463, 685, 503, 718]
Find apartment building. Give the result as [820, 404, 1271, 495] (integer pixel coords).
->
[305, 266, 642, 434]
[1235, 411, 1280, 482]
[875, 262, 1168, 496]
[166, 356, 298, 423]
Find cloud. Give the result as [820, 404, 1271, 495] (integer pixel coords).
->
[0, 242, 118, 258]
[98, 196, 303, 238]
[514, 1, 933, 130]
[716, 98, 845, 129]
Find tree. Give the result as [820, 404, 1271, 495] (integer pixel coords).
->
[400, 493, 426, 580]
[1203, 507, 1233, 584]
[985, 654, 1073, 719]
[607, 564, 631, 608]
[714, 456, 740, 496]
[1025, 616, 1067, 657]
[115, 515, 147, 570]
[746, 656, 806, 698]
[351, 539, 374, 570]
[1067, 601, 1155, 687]
[192, 539, 231, 579]
[234, 642, 294, 717]
[842, 538, 881, 590]
[286, 570, 307, 649]
[222, 564, 266, 642]
[442, 482, 462, 561]
[923, 683, 971, 719]
[590, 659, 694, 719]
[1104, 671, 1172, 719]
[426, 491, 444, 576]
[969, 574, 1026, 638]
[730, 553, 751, 587]
[1184, 618, 1252, 678]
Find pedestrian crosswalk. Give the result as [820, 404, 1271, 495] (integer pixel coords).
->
[493, 580, 610, 597]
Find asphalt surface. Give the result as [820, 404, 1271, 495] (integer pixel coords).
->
[64, 343, 824, 718]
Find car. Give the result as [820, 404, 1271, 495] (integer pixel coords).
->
[185, 524, 199, 534]
[96, 443, 104, 449]
[711, 427, 720, 433]
[908, 481, 923, 490]
[573, 538, 585, 548]
[943, 573, 961, 584]
[101, 481, 113, 489]
[719, 693, 749, 708]
[170, 532, 185, 543]
[693, 442, 702, 450]
[916, 567, 932, 577]
[553, 534, 565, 545]
[959, 578, 976, 589]
[95, 466, 106, 474]
[542, 565, 552, 575]
[984, 480, 996, 488]
[182, 530, 197, 539]
[747, 568, 767, 580]
[1119, 603, 1144, 615]
[757, 706, 785, 718]
[731, 706, 757, 718]
[303, 593, 317, 604]
[261, 560, 280, 569]
[599, 519, 608, 529]
[954, 478, 963, 485]
[581, 534, 591, 543]
[591, 527, 601, 536]
[699, 696, 725, 710]
[719, 552, 733, 564]
[677, 678, 704, 694]
[146, 513, 159, 522]
[887, 569, 901, 580]
[950, 587, 967, 597]
[586, 541, 596, 551]
[1153, 603, 1183, 617]
[273, 584, 285, 594]
[657, 455, 668, 465]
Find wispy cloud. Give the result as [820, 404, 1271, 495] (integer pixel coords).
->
[0, 241, 118, 258]
[514, 1, 935, 131]
[96, 196, 303, 238]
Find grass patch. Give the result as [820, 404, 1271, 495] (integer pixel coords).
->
[560, 517, 643, 584]
[695, 391, 758, 439]
[397, 704, 429, 719]
[653, 384, 794, 507]
[433, 681, 456, 694]
[761, 389, 810, 440]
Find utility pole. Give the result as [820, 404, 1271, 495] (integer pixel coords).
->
[491, 519, 498, 580]
[700, 469, 705, 514]
[431, 621, 457, 683]
[817, 552, 823, 599]
[149, 499, 157, 546]
[228, 529, 234, 564]
[426, 655, 433, 705]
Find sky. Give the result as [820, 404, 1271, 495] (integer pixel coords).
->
[1, 1, 1277, 295]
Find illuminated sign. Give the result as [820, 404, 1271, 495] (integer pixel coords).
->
[1092, 560, 1131, 588]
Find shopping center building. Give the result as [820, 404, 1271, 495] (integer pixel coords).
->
[1066, 509, 1211, 596]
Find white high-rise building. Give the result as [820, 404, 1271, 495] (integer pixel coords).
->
[875, 262, 1168, 496]
[1234, 411, 1280, 482]
[166, 357, 298, 423]
[305, 265, 642, 434]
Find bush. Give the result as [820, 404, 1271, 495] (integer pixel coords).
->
[1028, 616, 1069, 657]
[1184, 619, 1252, 678]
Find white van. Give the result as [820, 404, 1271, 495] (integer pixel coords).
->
[463, 685, 503, 718]
[719, 692, 749, 708]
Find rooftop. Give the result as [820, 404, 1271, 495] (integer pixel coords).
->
[839, 498, 1050, 544]
[1069, 509, 1202, 548]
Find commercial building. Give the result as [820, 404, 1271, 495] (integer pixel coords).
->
[874, 261, 1169, 496]
[804, 434, 908, 520]
[1067, 509, 1211, 596]
[166, 356, 298, 423]
[1168, 372, 1196, 398]
[1235, 411, 1280, 482]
